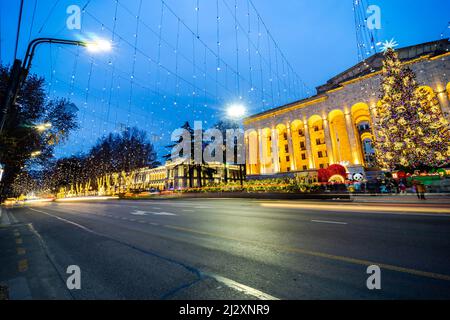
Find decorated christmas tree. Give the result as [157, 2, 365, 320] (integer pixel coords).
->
[374, 48, 450, 170]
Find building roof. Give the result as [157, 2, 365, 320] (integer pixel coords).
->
[244, 39, 450, 123]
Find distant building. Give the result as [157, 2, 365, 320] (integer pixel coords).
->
[130, 160, 244, 191]
[244, 39, 450, 178]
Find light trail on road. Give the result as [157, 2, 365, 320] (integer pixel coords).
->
[260, 202, 450, 214]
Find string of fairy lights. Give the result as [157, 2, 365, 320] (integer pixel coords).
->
[440, 21, 450, 40]
[1, 0, 447, 169]
[353, 0, 379, 62]
[25, 0, 413, 160]
[25, 0, 313, 159]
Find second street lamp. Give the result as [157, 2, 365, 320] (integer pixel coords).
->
[0, 37, 111, 134]
[226, 103, 247, 120]
[224, 103, 247, 186]
[35, 123, 52, 132]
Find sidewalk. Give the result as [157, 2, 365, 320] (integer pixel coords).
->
[0, 209, 71, 300]
[351, 194, 450, 205]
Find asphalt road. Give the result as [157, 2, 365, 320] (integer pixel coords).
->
[1, 198, 450, 300]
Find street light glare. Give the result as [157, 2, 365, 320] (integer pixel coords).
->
[36, 123, 52, 132]
[86, 39, 112, 53]
[227, 104, 247, 119]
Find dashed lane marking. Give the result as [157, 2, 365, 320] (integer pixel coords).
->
[131, 210, 148, 216]
[152, 212, 177, 216]
[131, 210, 177, 216]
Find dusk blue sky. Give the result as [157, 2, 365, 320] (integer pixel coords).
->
[0, 0, 449, 160]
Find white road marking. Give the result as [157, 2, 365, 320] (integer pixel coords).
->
[202, 272, 279, 300]
[183, 209, 195, 212]
[131, 210, 148, 216]
[26, 207, 276, 300]
[28, 208, 95, 234]
[131, 210, 176, 216]
[0, 208, 11, 226]
[151, 212, 177, 216]
[311, 220, 348, 225]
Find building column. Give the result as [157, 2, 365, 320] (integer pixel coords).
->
[345, 113, 362, 165]
[304, 122, 314, 169]
[437, 91, 450, 118]
[286, 122, 296, 171]
[254, 132, 260, 174]
[271, 128, 280, 173]
[323, 118, 334, 165]
[245, 135, 251, 175]
[258, 129, 266, 174]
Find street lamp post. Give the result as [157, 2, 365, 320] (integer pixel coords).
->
[225, 103, 247, 187]
[0, 37, 110, 134]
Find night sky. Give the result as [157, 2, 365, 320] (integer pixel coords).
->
[0, 0, 449, 161]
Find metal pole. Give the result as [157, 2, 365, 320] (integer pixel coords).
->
[14, 0, 24, 61]
[0, 38, 87, 135]
[0, 59, 23, 134]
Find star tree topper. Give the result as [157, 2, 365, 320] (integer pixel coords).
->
[378, 38, 399, 53]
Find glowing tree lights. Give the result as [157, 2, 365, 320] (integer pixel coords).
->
[374, 48, 450, 170]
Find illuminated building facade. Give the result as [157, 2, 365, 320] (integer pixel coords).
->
[244, 39, 450, 177]
[131, 161, 243, 190]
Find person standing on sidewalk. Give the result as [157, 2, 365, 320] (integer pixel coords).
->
[417, 183, 427, 200]
[399, 182, 407, 195]
[413, 181, 420, 199]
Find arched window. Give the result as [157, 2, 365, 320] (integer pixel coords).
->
[351, 103, 374, 167]
[328, 109, 352, 164]
[260, 128, 272, 174]
[291, 120, 309, 171]
[276, 124, 291, 173]
[308, 115, 329, 169]
[245, 130, 260, 175]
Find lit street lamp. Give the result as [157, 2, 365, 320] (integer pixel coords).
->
[226, 103, 247, 120]
[225, 103, 247, 186]
[85, 39, 112, 53]
[30, 151, 42, 158]
[0, 37, 111, 134]
[35, 123, 52, 132]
